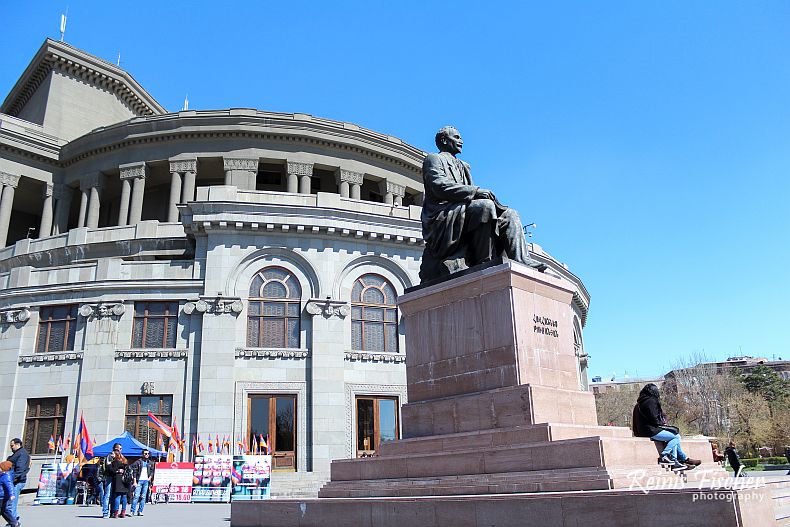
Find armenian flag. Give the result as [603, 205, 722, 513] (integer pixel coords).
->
[64, 433, 71, 453]
[147, 411, 173, 438]
[76, 413, 94, 461]
[48, 436, 55, 452]
[231, 466, 242, 485]
[252, 435, 258, 455]
[259, 434, 268, 454]
[157, 434, 165, 452]
[172, 418, 183, 452]
[197, 434, 205, 453]
[57, 435, 64, 452]
[207, 436, 214, 454]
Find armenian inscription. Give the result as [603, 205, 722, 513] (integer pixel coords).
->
[533, 315, 559, 338]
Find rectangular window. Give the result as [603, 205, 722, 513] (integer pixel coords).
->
[132, 302, 178, 348]
[248, 394, 296, 471]
[356, 396, 399, 457]
[24, 397, 67, 454]
[247, 301, 300, 348]
[125, 395, 173, 449]
[36, 305, 78, 353]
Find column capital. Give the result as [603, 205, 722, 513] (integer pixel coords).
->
[380, 180, 406, 197]
[52, 184, 74, 201]
[336, 169, 363, 185]
[223, 157, 258, 172]
[42, 183, 54, 198]
[287, 162, 313, 176]
[169, 158, 197, 174]
[80, 172, 106, 191]
[120, 162, 147, 180]
[0, 172, 20, 188]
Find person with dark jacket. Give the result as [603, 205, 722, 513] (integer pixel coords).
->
[6, 439, 29, 523]
[106, 451, 131, 518]
[0, 461, 20, 527]
[129, 450, 155, 516]
[632, 383, 701, 470]
[724, 441, 744, 477]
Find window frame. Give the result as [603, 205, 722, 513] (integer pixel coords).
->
[36, 305, 78, 353]
[351, 274, 398, 353]
[125, 394, 173, 448]
[246, 267, 302, 349]
[24, 397, 67, 455]
[355, 395, 399, 457]
[247, 394, 297, 471]
[132, 301, 179, 349]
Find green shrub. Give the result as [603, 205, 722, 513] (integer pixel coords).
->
[763, 457, 788, 465]
[741, 458, 760, 468]
[738, 457, 788, 467]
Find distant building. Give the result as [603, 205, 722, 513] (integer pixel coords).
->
[665, 356, 790, 382]
[590, 377, 664, 395]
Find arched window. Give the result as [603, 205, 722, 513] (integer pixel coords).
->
[247, 267, 301, 348]
[351, 274, 397, 352]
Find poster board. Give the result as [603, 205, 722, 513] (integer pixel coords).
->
[191, 455, 232, 502]
[33, 462, 78, 505]
[230, 455, 272, 501]
[152, 462, 194, 502]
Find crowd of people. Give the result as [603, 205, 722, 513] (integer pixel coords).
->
[97, 443, 156, 518]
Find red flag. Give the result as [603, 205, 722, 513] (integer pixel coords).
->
[76, 413, 94, 461]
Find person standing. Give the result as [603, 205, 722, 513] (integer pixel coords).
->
[6, 439, 29, 524]
[725, 441, 744, 477]
[105, 446, 130, 518]
[130, 450, 155, 516]
[99, 448, 117, 518]
[0, 461, 20, 527]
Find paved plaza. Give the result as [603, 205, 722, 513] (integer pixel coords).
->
[16, 499, 231, 527]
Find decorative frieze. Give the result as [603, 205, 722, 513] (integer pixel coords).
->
[337, 169, 363, 185]
[286, 162, 313, 176]
[344, 351, 406, 364]
[119, 162, 147, 180]
[169, 158, 197, 173]
[184, 296, 243, 315]
[0, 172, 20, 188]
[141, 382, 156, 395]
[78, 302, 125, 318]
[235, 348, 310, 359]
[305, 299, 350, 318]
[1, 307, 31, 324]
[383, 181, 406, 197]
[115, 349, 188, 360]
[42, 183, 54, 198]
[19, 352, 83, 364]
[223, 158, 258, 171]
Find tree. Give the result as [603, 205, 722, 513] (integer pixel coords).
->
[738, 365, 790, 407]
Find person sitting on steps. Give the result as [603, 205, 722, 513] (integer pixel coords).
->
[632, 383, 702, 470]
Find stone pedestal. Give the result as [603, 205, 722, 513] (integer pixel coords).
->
[231, 262, 776, 527]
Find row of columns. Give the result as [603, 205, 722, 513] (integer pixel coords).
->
[0, 172, 19, 248]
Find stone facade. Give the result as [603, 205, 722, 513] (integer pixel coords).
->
[0, 39, 590, 496]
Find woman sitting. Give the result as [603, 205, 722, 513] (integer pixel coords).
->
[632, 383, 701, 470]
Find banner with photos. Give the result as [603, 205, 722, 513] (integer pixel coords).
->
[230, 455, 272, 501]
[191, 454, 233, 502]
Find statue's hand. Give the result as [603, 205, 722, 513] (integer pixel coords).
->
[475, 188, 495, 200]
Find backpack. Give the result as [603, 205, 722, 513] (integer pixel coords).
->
[122, 464, 134, 486]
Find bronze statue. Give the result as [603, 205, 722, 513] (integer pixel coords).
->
[419, 126, 545, 281]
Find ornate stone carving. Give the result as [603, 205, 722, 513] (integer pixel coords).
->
[0, 172, 20, 188]
[344, 351, 406, 364]
[337, 169, 363, 185]
[382, 180, 406, 197]
[184, 296, 243, 315]
[42, 183, 54, 198]
[344, 383, 408, 458]
[305, 299, 350, 318]
[141, 381, 156, 395]
[119, 162, 147, 180]
[115, 349, 188, 360]
[223, 158, 258, 171]
[286, 162, 313, 176]
[169, 158, 197, 173]
[1, 307, 31, 324]
[79, 302, 125, 319]
[19, 352, 83, 364]
[235, 348, 309, 359]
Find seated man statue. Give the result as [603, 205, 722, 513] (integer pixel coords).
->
[419, 126, 545, 281]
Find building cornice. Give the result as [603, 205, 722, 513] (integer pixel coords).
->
[1, 39, 165, 118]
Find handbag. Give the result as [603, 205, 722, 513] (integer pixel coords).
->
[659, 425, 680, 435]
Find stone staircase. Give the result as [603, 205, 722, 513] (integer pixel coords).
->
[269, 471, 329, 498]
[765, 476, 790, 526]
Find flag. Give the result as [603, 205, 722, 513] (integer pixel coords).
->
[215, 435, 220, 454]
[197, 434, 205, 454]
[57, 436, 64, 452]
[242, 436, 248, 455]
[237, 437, 243, 454]
[259, 434, 268, 454]
[157, 433, 164, 452]
[64, 433, 72, 453]
[147, 412, 173, 438]
[48, 436, 55, 451]
[172, 418, 183, 452]
[76, 413, 94, 461]
[252, 435, 258, 455]
[207, 436, 213, 454]
[223, 435, 230, 454]
[231, 466, 242, 485]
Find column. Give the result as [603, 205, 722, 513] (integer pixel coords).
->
[52, 185, 73, 235]
[167, 170, 182, 222]
[39, 183, 54, 238]
[77, 188, 88, 228]
[82, 173, 104, 229]
[120, 162, 147, 225]
[117, 178, 131, 226]
[287, 162, 313, 195]
[223, 157, 257, 190]
[0, 172, 19, 248]
[172, 159, 197, 203]
[380, 180, 406, 207]
[336, 170, 362, 200]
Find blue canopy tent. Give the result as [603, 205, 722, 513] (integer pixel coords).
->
[92, 431, 167, 458]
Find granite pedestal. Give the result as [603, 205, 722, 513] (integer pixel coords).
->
[232, 262, 776, 526]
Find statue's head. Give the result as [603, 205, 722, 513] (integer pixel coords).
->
[435, 126, 463, 155]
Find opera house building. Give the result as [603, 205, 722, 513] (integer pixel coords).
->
[0, 39, 590, 495]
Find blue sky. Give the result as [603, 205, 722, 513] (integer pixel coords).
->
[2, 1, 789, 379]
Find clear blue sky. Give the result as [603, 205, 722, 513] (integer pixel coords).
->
[2, 1, 789, 379]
